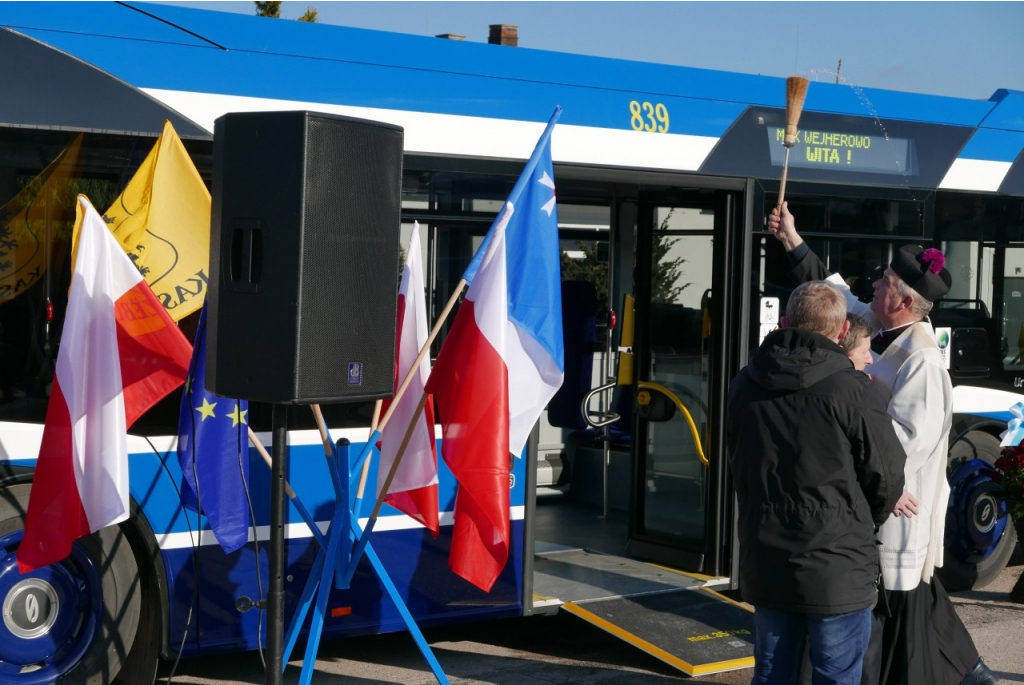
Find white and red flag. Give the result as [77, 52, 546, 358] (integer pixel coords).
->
[18, 195, 192, 572]
[378, 225, 439, 536]
[425, 109, 563, 591]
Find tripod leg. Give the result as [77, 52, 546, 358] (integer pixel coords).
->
[297, 509, 345, 685]
[282, 544, 326, 667]
[364, 542, 450, 685]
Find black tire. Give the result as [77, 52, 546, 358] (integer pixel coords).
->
[0, 483, 141, 684]
[939, 430, 1017, 591]
[111, 527, 161, 685]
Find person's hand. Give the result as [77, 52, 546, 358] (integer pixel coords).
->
[892, 489, 918, 518]
[768, 202, 803, 252]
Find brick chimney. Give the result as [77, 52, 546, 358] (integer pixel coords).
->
[435, 33, 465, 41]
[488, 24, 518, 47]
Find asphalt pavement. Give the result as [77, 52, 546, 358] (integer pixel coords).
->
[161, 559, 1024, 684]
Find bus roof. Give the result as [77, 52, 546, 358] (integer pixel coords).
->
[2, 1, 1023, 191]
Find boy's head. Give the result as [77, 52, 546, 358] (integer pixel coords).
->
[839, 312, 873, 371]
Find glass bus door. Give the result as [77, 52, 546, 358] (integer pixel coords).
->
[625, 190, 744, 576]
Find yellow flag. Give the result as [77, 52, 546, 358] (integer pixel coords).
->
[0, 134, 83, 303]
[101, 120, 211, 322]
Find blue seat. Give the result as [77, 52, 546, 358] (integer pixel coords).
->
[548, 280, 599, 431]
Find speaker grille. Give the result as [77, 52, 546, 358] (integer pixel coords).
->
[296, 117, 403, 400]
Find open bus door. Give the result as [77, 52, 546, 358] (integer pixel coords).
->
[528, 188, 756, 677]
[624, 191, 747, 577]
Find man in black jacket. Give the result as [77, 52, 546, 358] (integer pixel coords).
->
[728, 281, 907, 685]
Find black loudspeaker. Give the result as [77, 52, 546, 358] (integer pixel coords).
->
[208, 111, 404, 404]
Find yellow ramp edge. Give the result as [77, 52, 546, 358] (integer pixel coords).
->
[562, 599, 755, 677]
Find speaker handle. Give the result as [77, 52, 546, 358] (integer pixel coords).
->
[225, 218, 263, 293]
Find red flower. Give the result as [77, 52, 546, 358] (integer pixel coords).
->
[996, 456, 1014, 472]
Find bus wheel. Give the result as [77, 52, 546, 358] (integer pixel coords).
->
[940, 430, 1017, 591]
[0, 484, 141, 684]
[111, 534, 160, 685]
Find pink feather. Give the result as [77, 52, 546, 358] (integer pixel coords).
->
[919, 248, 945, 274]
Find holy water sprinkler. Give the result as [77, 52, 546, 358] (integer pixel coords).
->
[777, 76, 809, 212]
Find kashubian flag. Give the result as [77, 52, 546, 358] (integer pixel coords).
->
[0, 133, 83, 303]
[92, 120, 210, 322]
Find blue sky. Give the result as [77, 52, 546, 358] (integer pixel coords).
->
[162, 2, 1023, 101]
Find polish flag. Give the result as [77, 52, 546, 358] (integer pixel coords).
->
[378, 226, 439, 536]
[426, 110, 563, 591]
[18, 195, 192, 572]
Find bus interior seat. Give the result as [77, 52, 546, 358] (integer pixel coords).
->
[547, 281, 634, 490]
[552, 279, 634, 446]
[545, 281, 597, 489]
[548, 280, 598, 431]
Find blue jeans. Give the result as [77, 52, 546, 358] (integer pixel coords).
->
[752, 606, 872, 685]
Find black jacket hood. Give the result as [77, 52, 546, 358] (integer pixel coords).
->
[749, 328, 852, 391]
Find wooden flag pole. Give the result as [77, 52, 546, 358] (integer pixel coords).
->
[352, 278, 467, 499]
[369, 392, 429, 520]
[354, 400, 384, 500]
[777, 76, 809, 212]
[343, 391, 429, 587]
[312, 404, 331, 457]
[378, 278, 466, 433]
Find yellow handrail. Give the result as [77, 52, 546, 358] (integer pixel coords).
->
[637, 380, 708, 467]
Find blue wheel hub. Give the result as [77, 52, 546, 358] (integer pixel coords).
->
[0, 530, 103, 683]
[946, 458, 1009, 564]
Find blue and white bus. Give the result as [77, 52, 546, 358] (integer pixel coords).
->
[2, 2, 1024, 682]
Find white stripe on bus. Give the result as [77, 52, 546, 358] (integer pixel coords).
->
[0, 424, 443, 461]
[155, 506, 527, 549]
[141, 88, 720, 173]
[939, 158, 1013, 192]
[951, 385, 1024, 418]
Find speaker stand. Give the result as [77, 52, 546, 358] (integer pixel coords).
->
[279, 435, 450, 685]
[266, 404, 288, 685]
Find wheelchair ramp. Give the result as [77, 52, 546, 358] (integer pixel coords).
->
[534, 548, 754, 676]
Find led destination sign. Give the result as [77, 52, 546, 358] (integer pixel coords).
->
[699, 108, 967, 187]
[767, 127, 915, 176]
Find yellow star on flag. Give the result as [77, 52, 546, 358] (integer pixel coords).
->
[228, 404, 248, 428]
[195, 398, 217, 421]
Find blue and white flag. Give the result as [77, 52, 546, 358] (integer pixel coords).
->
[177, 303, 251, 553]
[459, 105, 565, 455]
[425, 106, 564, 590]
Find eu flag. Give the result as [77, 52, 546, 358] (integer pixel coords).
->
[177, 303, 250, 554]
